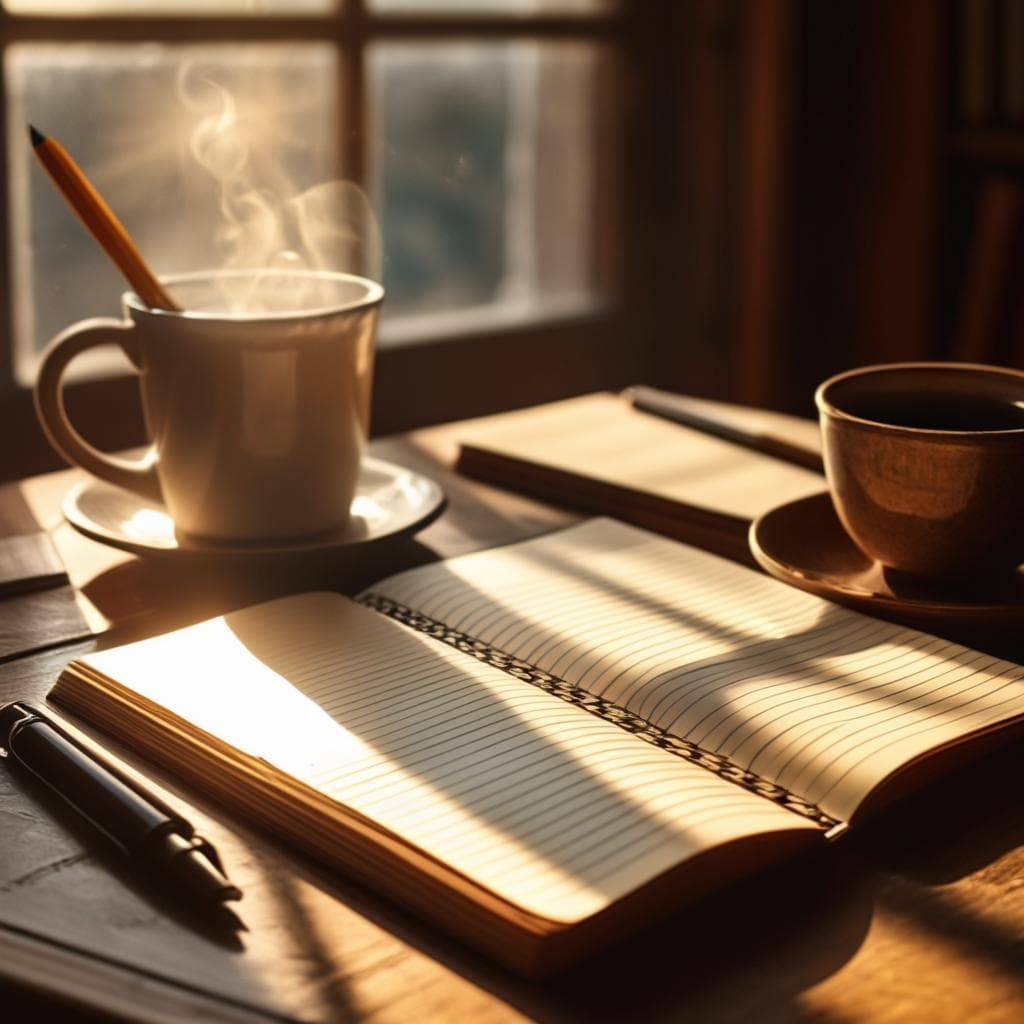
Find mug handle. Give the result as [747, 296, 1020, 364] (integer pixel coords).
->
[33, 317, 163, 503]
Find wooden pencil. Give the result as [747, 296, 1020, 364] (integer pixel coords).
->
[29, 125, 180, 311]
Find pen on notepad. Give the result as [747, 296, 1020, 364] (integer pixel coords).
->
[626, 385, 825, 474]
[29, 125, 179, 311]
[0, 702, 241, 909]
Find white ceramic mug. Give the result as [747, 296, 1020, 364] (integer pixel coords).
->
[34, 268, 383, 542]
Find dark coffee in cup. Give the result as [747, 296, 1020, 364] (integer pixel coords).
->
[815, 362, 1024, 579]
[847, 393, 1024, 432]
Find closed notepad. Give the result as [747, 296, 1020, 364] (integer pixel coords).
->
[454, 392, 826, 563]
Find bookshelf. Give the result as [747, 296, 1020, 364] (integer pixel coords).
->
[944, 0, 1024, 366]
[709, 2, 1024, 416]
[950, 131, 1024, 164]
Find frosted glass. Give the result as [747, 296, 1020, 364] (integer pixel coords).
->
[368, 0, 607, 13]
[6, 43, 341, 380]
[3, 1, 333, 13]
[370, 41, 606, 344]
[7, 38, 610, 377]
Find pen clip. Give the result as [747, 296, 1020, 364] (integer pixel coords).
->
[0, 701, 36, 754]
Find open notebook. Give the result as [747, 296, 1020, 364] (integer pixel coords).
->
[50, 519, 1024, 974]
[455, 391, 826, 564]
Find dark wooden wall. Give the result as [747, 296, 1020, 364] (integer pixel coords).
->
[4, 2, 991, 480]
[654, 0, 948, 418]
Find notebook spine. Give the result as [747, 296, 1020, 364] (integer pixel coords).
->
[359, 593, 841, 831]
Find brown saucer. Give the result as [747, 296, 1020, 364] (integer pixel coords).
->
[749, 492, 1024, 627]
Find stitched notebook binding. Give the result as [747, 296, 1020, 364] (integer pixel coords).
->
[360, 593, 841, 831]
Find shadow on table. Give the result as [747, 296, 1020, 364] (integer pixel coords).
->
[277, 731, 1024, 1023]
[858, 731, 1024, 884]
[79, 535, 445, 647]
[856, 734, 1024, 992]
[1, 761, 247, 954]
[284, 835, 870, 1024]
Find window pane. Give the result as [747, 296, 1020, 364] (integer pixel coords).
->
[6, 44, 341, 382]
[369, 41, 611, 345]
[3, 1, 333, 13]
[7, 40, 614, 381]
[368, 0, 609, 13]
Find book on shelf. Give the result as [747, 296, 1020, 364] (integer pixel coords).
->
[50, 518, 1024, 975]
[454, 390, 825, 566]
[951, 178, 1024, 364]
[955, 0, 1024, 126]
[959, 0, 996, 124]
[1007, 0, 1024, 123]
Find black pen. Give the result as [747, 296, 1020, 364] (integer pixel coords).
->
[0, 702, 241, 906]
[626, 385, 825, 474]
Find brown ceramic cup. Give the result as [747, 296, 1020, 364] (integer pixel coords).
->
[815, 362, 1024, 579]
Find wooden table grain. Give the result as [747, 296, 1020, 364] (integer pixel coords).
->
[0, 420, 1021, 1023]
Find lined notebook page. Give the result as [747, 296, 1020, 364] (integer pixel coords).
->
[457, 392, 824, 519]
[368, 519, 1024, 826]
[79, 593, 815, 924]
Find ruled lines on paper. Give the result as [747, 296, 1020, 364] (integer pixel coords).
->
[83, 591, 816, 924]
[371, 519, 1024, 825]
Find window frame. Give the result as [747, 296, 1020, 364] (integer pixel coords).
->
[0, 2, 669, 481]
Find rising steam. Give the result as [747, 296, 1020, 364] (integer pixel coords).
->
[177, 63, 380, 314]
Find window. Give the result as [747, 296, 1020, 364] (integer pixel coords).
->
[369, 40, 604, 343]
[7, 42, 344, 381]
[1, 1, 657, 478]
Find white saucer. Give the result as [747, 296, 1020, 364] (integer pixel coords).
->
[62, 457, 446, 560]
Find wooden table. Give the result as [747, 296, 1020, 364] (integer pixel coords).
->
[1, 415, 1022, 1023]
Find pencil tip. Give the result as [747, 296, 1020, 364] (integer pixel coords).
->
[28, 124, 44, 147]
